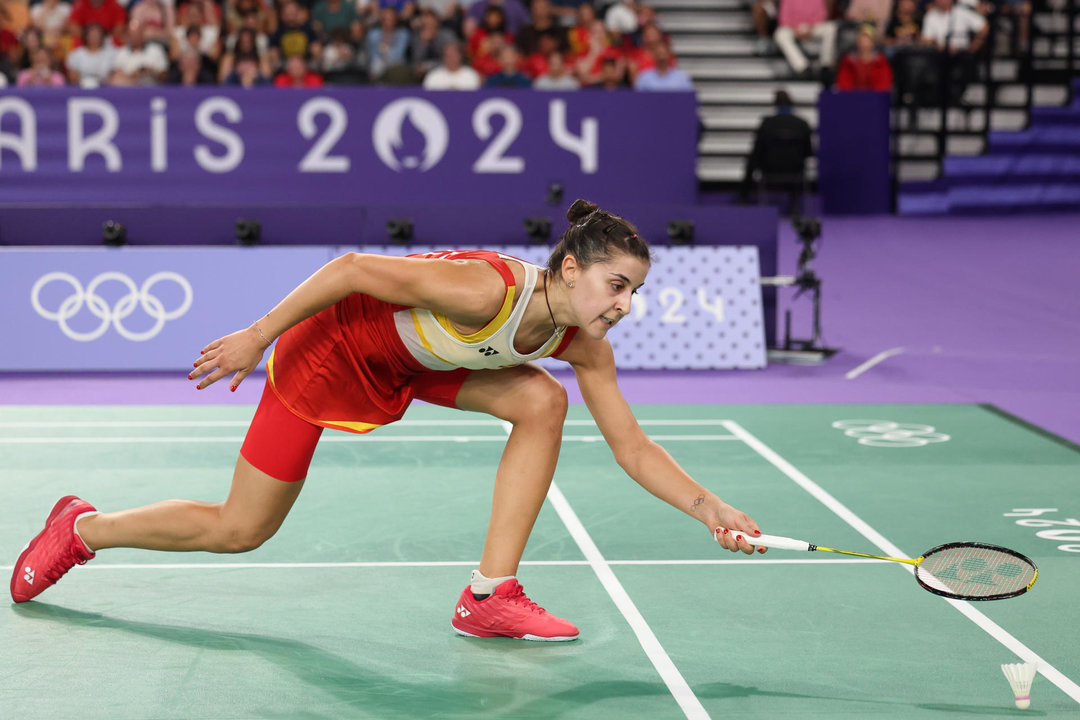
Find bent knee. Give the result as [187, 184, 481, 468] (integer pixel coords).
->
[216, 523, 277, 554]
[511, 371, 568, 426]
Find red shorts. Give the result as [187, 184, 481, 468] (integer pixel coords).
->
[240, 369, 470, 482]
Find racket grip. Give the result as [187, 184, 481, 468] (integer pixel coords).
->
[714, 527, 812, 552]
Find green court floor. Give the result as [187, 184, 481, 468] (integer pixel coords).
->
[2, 404, 1078, 719]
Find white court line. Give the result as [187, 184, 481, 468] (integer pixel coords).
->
[844, 346, 906, 380]
[498, 422, 708, 720]
[0, 559, 883, 572]
[0, 434, 738, 445]
[722, 420, 1080, 706]
[0, 419, 735, 429]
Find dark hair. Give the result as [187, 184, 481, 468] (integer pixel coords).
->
[546, 199, 651, 278]
[774, 90, 793, 108]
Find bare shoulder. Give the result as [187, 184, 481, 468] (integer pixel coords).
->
[344, 252, 509, 323]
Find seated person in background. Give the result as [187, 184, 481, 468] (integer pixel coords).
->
[311, 0, 360, 40]
[883, 0, 920, 50]
[65, 22, 115, 87]
[409, 7, 454, 79]
[68, 0, 126, 43]
[226, 0, 277, 37]
[604, 0, 637, 36]
[467, 4, 512, 76]
[422, 39, 481, 88]
[109, 22, 169, 85]
[532, 48, 579, 88]
[738, 90, 813, 214]
[464, 0, 529, 38]
[587, 54, 628, 89]
[274, 52, 324, 85]
[321, 26, 367, 81]
[129, 0, 173, 48]
[16, 45, 65, 85]
[166, 46, 216, 84]
[514, 0, 566, 57]
[845, 0, 893, 36]
[30, 0, 72, 52]
[269, 0, 320, 72]
[773, 0, 838, 78]
[483, 42, 530, 86]
[632, 42, 692, 90]
[920, 0, 985, 103]
[223, 54, 272, 85]
[834, 23, 892, 90]
[365, 4, 410, 80]
[567, 2, 596, 58]
[921, 0, 985, 54]
[219, 25, 274, 83]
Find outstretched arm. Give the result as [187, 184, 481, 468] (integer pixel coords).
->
[560, 334, 765, 554]
[190, 252, 504, 390]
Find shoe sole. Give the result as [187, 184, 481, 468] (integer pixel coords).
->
[451, 623, 579, 642]
[10, 496, 82, 603]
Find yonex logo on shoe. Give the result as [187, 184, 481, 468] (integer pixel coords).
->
[456, 606, 471, 618]
[478, 347, 499, 357]
[23, 567, 34, 585]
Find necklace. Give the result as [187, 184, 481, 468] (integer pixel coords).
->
[543, 270, 560, 333]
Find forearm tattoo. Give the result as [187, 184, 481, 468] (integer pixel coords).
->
[690, 494, 705, 513]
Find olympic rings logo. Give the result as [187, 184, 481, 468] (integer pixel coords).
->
[31, 271, 193, 342]
[831, 419, 951, 448]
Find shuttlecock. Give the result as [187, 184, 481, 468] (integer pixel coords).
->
[1001, 662, 1037, 709]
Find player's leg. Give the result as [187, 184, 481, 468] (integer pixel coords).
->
[75, 457, 306, 553]
[453, 363, 567, 579]
[11, 381, 320, 602]
[437, 363, 579, 641]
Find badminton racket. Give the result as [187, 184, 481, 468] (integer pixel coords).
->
[715, 527, 1038, 601]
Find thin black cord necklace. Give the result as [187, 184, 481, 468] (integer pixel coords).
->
[543, 270, 560, 333]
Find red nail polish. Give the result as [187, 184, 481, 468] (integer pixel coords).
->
[754, 529, 761, 535]
[736, 535, 744, 542]
[196, 385, 202, 390]
[757, 547, 766, 554]
[187, 374, 193, 380]
[193, 362, 198, 368]
[230, 386, 237, 392]
[722, 528, 729, 535]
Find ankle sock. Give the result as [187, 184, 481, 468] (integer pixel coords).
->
[470, 569, 514, 600]
[72, 512, 98, 554]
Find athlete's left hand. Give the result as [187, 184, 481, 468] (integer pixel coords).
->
[190, 326, 269, 391]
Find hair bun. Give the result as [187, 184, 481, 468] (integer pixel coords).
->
[566, 199, 599, 223]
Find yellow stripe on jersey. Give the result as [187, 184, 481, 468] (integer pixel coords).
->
[433, 284, 517, 343]
[411, 309, 456, 367]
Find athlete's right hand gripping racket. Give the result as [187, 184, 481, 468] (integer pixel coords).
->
[715, 527, 1038, 601]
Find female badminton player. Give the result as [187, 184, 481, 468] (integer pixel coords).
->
[11, 200, 765, 641]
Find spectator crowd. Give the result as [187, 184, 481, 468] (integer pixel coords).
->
[0, 0, 695, 90]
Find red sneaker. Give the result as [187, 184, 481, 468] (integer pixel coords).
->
[451, 578, 579, 642]
[10, 496, 97, 603]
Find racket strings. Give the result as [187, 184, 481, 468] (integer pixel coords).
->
[916, 544, 1036, 599]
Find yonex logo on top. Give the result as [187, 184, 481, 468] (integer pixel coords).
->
[831, 419, 950, 448]
[478, 347, 499, 357]
[23, 567, 34, 585]
[456, 606, 470, 618]
[31, 271, 193, 342]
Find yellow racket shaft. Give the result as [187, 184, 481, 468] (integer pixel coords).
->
[715, 527, 919, 565]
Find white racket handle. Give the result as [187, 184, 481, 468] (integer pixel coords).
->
[714, 527, 812, 552]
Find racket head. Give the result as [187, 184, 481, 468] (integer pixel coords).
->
[914, 542, 1038, 601]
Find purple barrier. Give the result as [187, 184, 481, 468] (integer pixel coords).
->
[2, 243, 768, 371]
[818, 90, 892, 215]
[0, 88, 697, 206]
